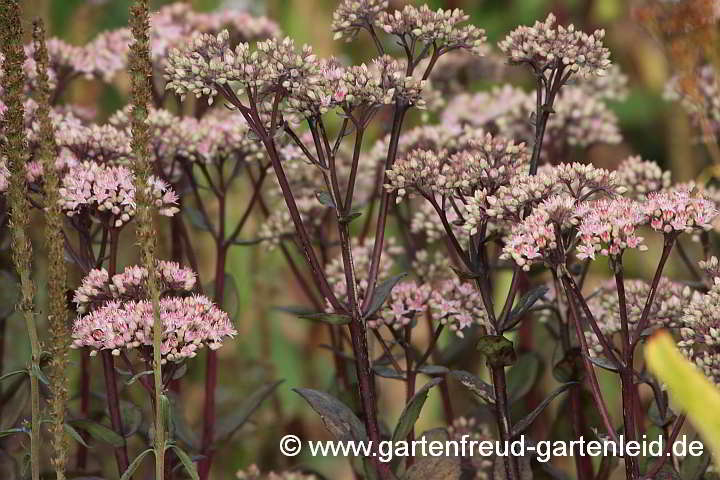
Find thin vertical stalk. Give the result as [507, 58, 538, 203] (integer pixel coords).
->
[32, 18, 71, 480]
[490, 365, 520, 480]
[613, 257, 639, 479]
[632, 236, 675, 344]
[102, 228, 129, 473]
[101, 351, 130, 473]
[559, 274, 618, 444]
[129, 1, 165, 478]
[1, 3, 40, 479]
[76, 349, 91, 469]
[361, 105, 408, 313]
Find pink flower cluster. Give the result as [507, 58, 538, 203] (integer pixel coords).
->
[73, 261, 197, 314]
[72, 295, 235, 363]
[430, 278, 491, 336]
[371, 281, 432, 330]
[644, 186, 717, 234]
[498, 13, 611, 77]
[58, 161, 179, 227]
[575, 197, 647, 260]
[501, 194, 578, 270]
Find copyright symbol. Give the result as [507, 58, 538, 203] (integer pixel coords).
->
[280, 434, 302, 456]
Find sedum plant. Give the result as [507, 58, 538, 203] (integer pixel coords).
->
[3, 1, 720, 480]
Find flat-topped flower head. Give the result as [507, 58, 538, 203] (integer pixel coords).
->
[644, 186, 717, 234]
[373, 55, 426, 107]
[56, 122, 132, 165]
[165, 29, 250, 102]
[585, 278, 698, 356]
[71, 295, 235, 363]
[665, 65, 720, 136]
[335, 63, 395, 107]
[440, 84, 528, 131]
[371, 281, 432, 330]
[332, 0, 389, 42]
[445, 133, 528, 195]
[700, 257, 720, 283]
[484, 169, 558, 223]
[429, 278, 490, 337]
[501, 194, 578, 270]
[376, 5, 486, 56]
[680, 280, 720, 384]
[498, 13, 611, 77]
[575, 197, 647, 260]
[58, 161, 179, 227]
[616, 156, 671, 200]
[551, 162, 623, 200]
[542, 86, 622, 149]
[385, 149, 452, 202]
[151, 3, 278, 61]
[73, 260, 197, 314]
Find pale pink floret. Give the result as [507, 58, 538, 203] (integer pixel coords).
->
[575, 197, 647, 260]
[502, 194, 578, 270]
[73, 261, 196, 314]
[58, 161, 179, 227]
[372, 281, 432, 330]
[429, 278, 490, 336]
[72, 295, 236, 363]
[644, 187, 718, 234]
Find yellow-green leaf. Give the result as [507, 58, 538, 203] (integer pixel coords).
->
[645, 331, 720, 464]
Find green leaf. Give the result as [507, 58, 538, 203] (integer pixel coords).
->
[0, 369, 27, 383]
[588, 355, 620, 373]
[339, 211, 362, 224]
[450, 370, 495, 404]
[298, 312, 352, 325]
[0, 428, 28, 439]
[120, 448, 153, 480]
[182, 205, 214, 233]
[171, 363, 188, 381]
[511, 382, 576, 438]
[69, 420, 125, 448]
[477, 335, 516, 367]
[120, 400, 143, 438]
[363, 273, 408, 319]
[125, 370, 153, 386]
[646, 332, 720, 468]
[392, 378, 442, 442]
[507, 353, 541, 402]
[167, 445, 199, 480]
[30, 363, 49, 385]
[315, 190, 337, 209]
[184, 207, 214, 233]
[416, 365, 449, 376]
[505, 285, 549, 328]
[402, 455, 461, 480]
[293, 388, 367, 442]
[450, 266, 482, 281]
[372, 365, 406, 380]
[64, 423, 90, 448]
[160, 394, 172, 439]
[213, 380, 284, 444]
